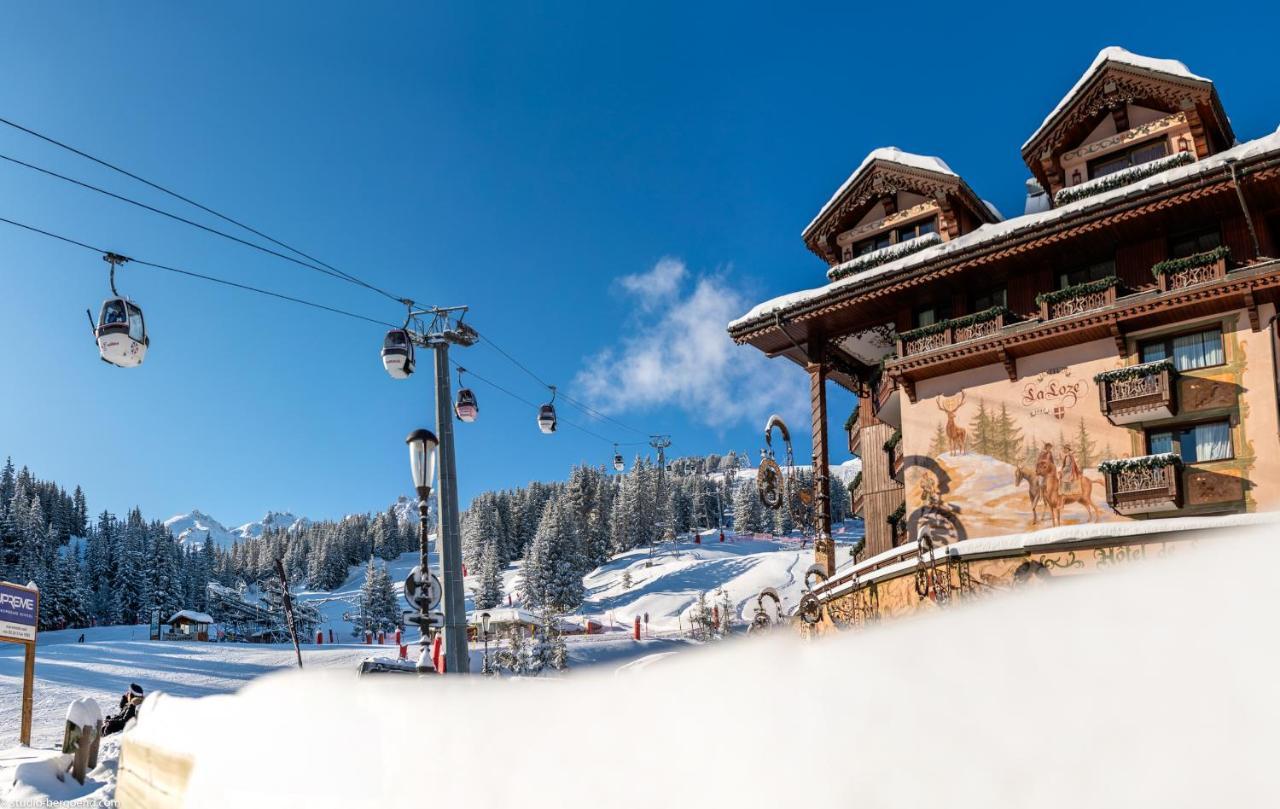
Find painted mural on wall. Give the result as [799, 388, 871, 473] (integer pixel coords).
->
[904, 362, 1128, 542]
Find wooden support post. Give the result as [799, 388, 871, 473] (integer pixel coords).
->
[808, 353, 835, 578]
[21, 641, 34, 746]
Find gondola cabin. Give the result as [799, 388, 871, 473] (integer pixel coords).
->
[454, 388, 478, 422]
[537, 403, 557, 434]
[95, 297, 148, 368]
[381, 329, 415, 379]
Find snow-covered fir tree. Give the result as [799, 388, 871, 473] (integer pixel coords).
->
[474, 536, 505, 611]
[356, 559, 401, 635]
[523, 497, 584, 612]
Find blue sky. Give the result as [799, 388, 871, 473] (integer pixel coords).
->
[1, 3, 1276, 524]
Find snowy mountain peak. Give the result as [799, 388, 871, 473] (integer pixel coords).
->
[164, 510, 237, 549]
[233, 511, 312, 540]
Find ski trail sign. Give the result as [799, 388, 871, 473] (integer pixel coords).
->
[0, 580, 39, 745]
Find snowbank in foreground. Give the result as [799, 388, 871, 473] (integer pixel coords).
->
[129, 524, 1278, 808]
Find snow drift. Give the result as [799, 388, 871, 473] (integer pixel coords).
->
[128, 523, 1279, 808]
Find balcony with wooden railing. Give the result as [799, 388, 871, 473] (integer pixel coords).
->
[896, 307, 1010, 359]
[850, 473, 864, 518]
[1094, 360, 1177, 425]
[1036, 277, 1119, 321]
[1152, 247, 1230, 293]
[1100, 455, 1182, 514]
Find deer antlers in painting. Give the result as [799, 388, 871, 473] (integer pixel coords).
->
[936, 392, 966, 455]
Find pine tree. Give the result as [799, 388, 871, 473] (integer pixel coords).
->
[523, 498, 584, 612]
[356, 559, 401, 635]
[1075, 418, 1097, 469]
[716, 587, 734, 638]
[474, 538, 504, 611]
[970, 400, 992, 457]
[731, 479, 764, 534]
[994, 403, 1023, 464]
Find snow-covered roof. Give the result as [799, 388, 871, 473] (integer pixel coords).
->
[803, 147, 957, 237]
[467, 607, 542, 626]
[168, 610, 214, 625]
[1024, 47, 1211, 151]
[731, 125, 1280, 333]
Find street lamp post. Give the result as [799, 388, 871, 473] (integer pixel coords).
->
[480, 611, 492, 675]
[406, 428, 439, 672]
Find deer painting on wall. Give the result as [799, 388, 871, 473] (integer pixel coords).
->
[937, 392, 967, 455]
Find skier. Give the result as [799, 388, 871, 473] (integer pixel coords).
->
[103, 683, 144, 735]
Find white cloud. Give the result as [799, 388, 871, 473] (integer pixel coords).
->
[614, 256, 686, 309]
[575, 260, 808, 430]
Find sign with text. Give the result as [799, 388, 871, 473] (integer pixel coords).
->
[0, 581, 38, 642]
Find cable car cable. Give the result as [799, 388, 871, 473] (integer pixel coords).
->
[447, 360, 618, 445]
[0, 215, 397, 328]
[1, 119, 666, 440]
[0, 211, 659, 448]
[472, 330, 649, 436]
[0, 152, 363, 287]
[0, 115, 405, 303]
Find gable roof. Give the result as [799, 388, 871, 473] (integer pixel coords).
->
[1023, 47, 1209, 151]
[1021, 47, 1232, 192]
[730, 125, 1280, 338]
[803, 147, 956, 236]
[801, 147, 996, 263]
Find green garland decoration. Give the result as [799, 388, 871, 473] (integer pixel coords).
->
[843, 406, 860, 432]
[1052, 152, 1194, 206]
[1098, 453, 1182, 474]
[851, 471, 862, 491]
[897, 320, 949, 342]
[883, 430, 902, 453]
[1035, 276, 1119, 307]
[1150, 246, 1230, 279]
[949, 305, 1010, 331]
[827, 232, 941, 282]
[1093, 358, 1175, 384]
[886, 503, 906, 525]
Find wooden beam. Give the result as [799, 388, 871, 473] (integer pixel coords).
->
[1110, 104, 1130, 135]
[934, 190, 960, 240]
[1109, 321, 1128, 357]
[1039, 150, 1065, 198]
[1181, 101, 1210, 159]
[807, 351, 835, 578]
[881, 194, 898, 218]
[1244, 290, 1261, 332]
[901, 376, 917, 404]
[997, 347, 1017, 381]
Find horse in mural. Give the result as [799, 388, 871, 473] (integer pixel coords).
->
[1033, 442, 1103, 526]
[1014, 466, 1046, 524]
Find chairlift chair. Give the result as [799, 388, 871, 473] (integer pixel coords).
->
[454, 368, 478, 422]
[90, 253, 148, 368]
[538, 385, 558, 434]
[381, 328, 415, 379]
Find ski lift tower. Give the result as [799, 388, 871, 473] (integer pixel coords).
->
[408, 305, 478, 675]
[648, 434, 672, 564]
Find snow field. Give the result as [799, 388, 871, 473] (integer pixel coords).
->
[102, 522, 1280, 808]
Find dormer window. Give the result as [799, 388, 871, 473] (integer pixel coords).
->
[896, 217, 937, 244]
[1088, 138, 1169, 180]
[855, 232, 893, 257]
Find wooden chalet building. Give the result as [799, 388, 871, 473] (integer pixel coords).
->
[729, 48, 1280, 628]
